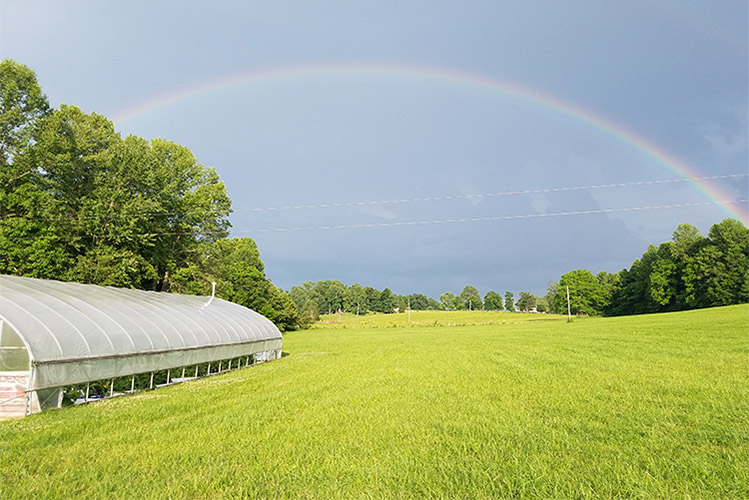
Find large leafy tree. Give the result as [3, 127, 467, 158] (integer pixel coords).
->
[0, 59, 50, 166]
[483, 290, 503, 311]
[374, 288, 396, 313]
[440, 291, 458, 310]
[460, 285, 482, 310]
[557, 269, 607, 315]
[345, 283, 368, 314]
[516, 291, 538, 312]
[683, 219, 749, 308]
[504, 291, 515, 312]
[0, 60, 57, 276]
[312, 280, 347, 315]
[406, 293, 430, 310]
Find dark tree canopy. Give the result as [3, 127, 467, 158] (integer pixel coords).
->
[549, 219, 748, 317]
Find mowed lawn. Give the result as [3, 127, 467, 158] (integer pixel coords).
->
[1, 306, 747, 499]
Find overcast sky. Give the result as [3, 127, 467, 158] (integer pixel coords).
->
[2, 1, 747, 298]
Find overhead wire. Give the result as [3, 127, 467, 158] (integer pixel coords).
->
[3, 173, 746, 222]
[237, 173, 748, 212]
[14, 198, 744, 239]
[239, 199, 749, 233]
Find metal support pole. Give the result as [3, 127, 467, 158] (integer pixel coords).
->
[166, 369, 170, 385]
[149, 372, 154, 390]
[207, 363, 211, 375]
[130, 375, 135, 393]
[195, 365, 199, 377]
[109, 378, 114, 397]
[218, 361, 222, 373]
[182, 367, 186, 378]
[85, 382, 90, 402]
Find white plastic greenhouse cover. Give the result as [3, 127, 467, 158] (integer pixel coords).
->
[0, 275, 282, 390]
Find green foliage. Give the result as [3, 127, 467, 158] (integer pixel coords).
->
[504, 291, 515, 312]
[558, 269, 607, 316]
[459, 285, 482, 310]
[606, 219, 747, 316]
[3, 306, 746, 499]
[483, 290, 503, 311]
[0, 59, 50, 165]
[516, 291, 538, 312]
[405, 293, 430, 310]
[374, 287, 396, 313]
[440, 291, 459, 310]
[549, 220, 747, 317]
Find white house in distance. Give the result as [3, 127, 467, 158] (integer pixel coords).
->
[0, 275, 282, 419]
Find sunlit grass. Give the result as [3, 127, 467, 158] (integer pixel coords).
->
[1, 306, 747, 499]
[317, 309, 563, 328]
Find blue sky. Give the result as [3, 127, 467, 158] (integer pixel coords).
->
[2, 1, 747, 298]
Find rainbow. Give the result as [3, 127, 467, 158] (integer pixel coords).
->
[111, 62, 748, 224]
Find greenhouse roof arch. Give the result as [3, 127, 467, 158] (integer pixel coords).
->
[0, 274, 282, 393]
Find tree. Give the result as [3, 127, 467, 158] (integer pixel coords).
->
[536, 295, 550, 313]
[483, 291, 503, 311]
[504, 291, 515, 312]
[606, 246, 659, 316]
[516, 291, 538, 312]
[0, 59, 50, 166]
[406, 293, 430, 310]
[683, 219, 749, 308]
[289, 282, 319, 324]
[440, 291, 458, 310]
[313, 280, 347, 315]
[558, 269, 607, 315]
[364, 287, 381, 311]
[546, 281, 561, 314]
[346, 283, 367, 315]
[460, 285, 482, 310]
[375, 288, 396, 313]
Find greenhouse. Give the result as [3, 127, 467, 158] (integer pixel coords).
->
[0, 274, 282, 419]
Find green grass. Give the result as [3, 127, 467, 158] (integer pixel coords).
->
[317, 309, 563, 328]
[2, 305, 747, 499]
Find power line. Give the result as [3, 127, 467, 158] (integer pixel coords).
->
[239, 199, 748, 233]
[6, 198, 746, 240]
[3, 173, 745, 222]
[237, 173, 748, 213]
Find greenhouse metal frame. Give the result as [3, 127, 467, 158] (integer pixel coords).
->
[0, 275, 282, 418]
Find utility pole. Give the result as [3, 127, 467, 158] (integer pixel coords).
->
[566, 285, 572, 322]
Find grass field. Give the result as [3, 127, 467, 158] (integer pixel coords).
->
[1, 305, 747, 499]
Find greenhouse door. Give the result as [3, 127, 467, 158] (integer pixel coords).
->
[0, 320, 32, 419]
[0, 371, 29, 419]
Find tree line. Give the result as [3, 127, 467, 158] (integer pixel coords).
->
[0, 59, 303, 331]
[288, 281, 548, 321]
[545, 220, 748, 316]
